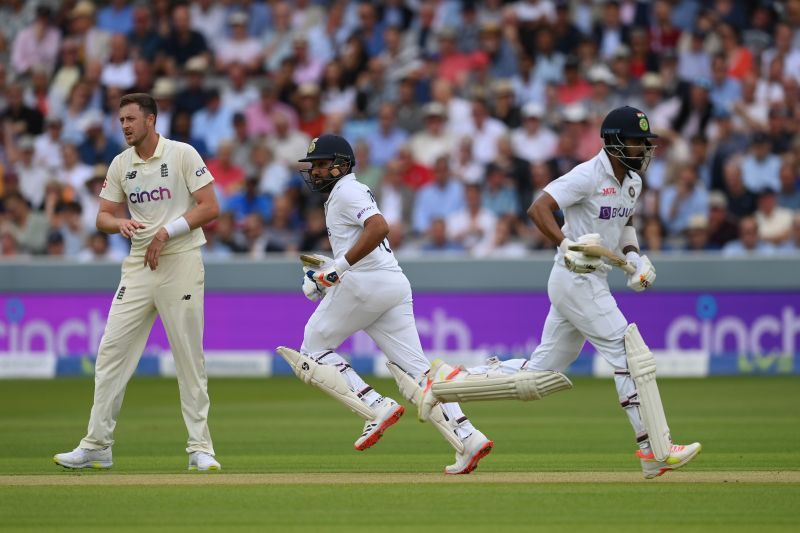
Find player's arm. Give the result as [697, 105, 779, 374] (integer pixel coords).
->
[151, 182, 220, 243]
[344, 213, 389, 265]
[96, 198, 145, 238]
[527, 192, 564, 245]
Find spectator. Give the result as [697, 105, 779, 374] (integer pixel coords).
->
[262, 1, 295, 72]
[352, 140, 382, 191]
[151, 78, 177, 137]
[189, 0, 226, 52]
[244, 83, 299, 138]
[722, 158, 757, 218]
[408, 102, 456, 169]
[45, 229, 65, 257]
[52, 201, 85, 257]
[158, 3, 209, 74]
[512, 53, 547, 106]
[291, 35, 325, 85]
[464, 97, 508, 165]
[641, 216, 667, 253]
[224, 176, 273, 224]
[128, 5, 161, 62]
[446, 183, 496, 255]
[97, 0, 134, 35]
[250, 144, 291, 198]
[491, 80, 522, 129]
[14, 136, 51, 210]
[78, 231, 119, 262]
[219, 65, 259, 116]
[677, 29, 711, 83]
[658, 165, 708, 236]
[778, 214, 800, 254]
[191, 89, 235, 156]
[375, 160, 415, 227]
[557, 55, 592, 105]
[511, 102, 558, 164]
[482, 163, 519, 219]
[420, 218, 465, 254]
[207, 140, 245, 199]
[366, 103, 408, 169]
[594, 0, 630, 60]
[298, 207, 331, 253]
[0, 192, 48, 254]
[169, 110, 208, 159]
[412, 156, 465, 234]
[475, 216, 528, 258]
[10, 5, 61, 77]
[671, 80, 714, 139]
[174, 56, 210, 114]
[267, 114, 311, 169]
[708, 108, 749, 191]
[778, 158, 800, 210]
[263, 194, 301, 253]
[68, 1, 111, 65]
[754, 190, 793, 245]
[33, 117, 64, 175]
[200, 222, 234, 260]
[296, 83, 327, 140]
[718, 23, 753, 80]
[683, 214, 715, 252]
[215, 11, 263, 73]
[450, 137, 484, 185]
[3, 83, 44, 137]
[722, 216, 776, 257]
[100, 34, 135, 90]
[740, 132, 781, 194]
[706, 191, 739, 249]
[394, 76, 425, 134]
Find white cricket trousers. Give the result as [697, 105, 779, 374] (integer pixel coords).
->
[302, 269, 472, 432]
[476, 263, 647, 444]
[80, 248, 214, 455]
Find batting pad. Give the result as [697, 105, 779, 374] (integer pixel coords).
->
[431, 369, 573, 403]
[625, 323, 672, 461]
[386, 362, 464, 454]
[277, 347, 377, 420]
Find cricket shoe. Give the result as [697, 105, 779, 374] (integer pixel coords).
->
[53, 446, 113, 469]
[446, 429, 493, 474]
[354, 397, 404, 451]
[188, 451, 221, 471]
[637, 442, 702, 479]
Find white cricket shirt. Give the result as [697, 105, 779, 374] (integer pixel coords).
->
[325, 174, 401, 273]
[544, 149, 642, 269]
[100, 135, 214, 256]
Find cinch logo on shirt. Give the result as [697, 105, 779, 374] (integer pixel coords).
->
[129, 186, 172, 203]
[599, 206, 634, 220]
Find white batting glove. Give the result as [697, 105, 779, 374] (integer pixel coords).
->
[561, 234, 604, 274]
[625, 251, 656, 292]
[305, 264, 343, 288]
[301, 267, 326, 301]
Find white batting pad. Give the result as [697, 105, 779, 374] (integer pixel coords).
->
[276, 346, 376, 420]
[624, 324, 672, 461]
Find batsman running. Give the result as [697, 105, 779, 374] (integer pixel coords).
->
[279, 134, 512, 474]
[417, 106, 701, 479]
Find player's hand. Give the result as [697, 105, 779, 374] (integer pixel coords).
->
[118, 219, 146, 239]
[302, 267, 326, 301]
[561, 235, 603, 274]
[626, 252, 656, 292]
[144, 228, 168, 271]
[305, 264, 342, 288]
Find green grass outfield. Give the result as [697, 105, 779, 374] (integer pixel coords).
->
[1, 376, 798, 532]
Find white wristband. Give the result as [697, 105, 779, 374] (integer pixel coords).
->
[333, 255, 351, 275]
[620, 225, 639, 252]
[163, 216, 191, 239]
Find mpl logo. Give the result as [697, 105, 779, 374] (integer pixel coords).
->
[599, 206, 634, 220]
[129, 186, 172, 203]
[601, 187, 617, 196]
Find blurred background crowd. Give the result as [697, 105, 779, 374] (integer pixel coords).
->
[1, 0, 800, 261]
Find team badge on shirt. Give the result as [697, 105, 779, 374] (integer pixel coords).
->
[161, 163, 168, 177]
[629, 186, 635, 198]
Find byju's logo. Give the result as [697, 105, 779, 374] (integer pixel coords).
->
[599, 206, 634, 220]
[129, 186, 172, 203]
[125, 170, 137, 180]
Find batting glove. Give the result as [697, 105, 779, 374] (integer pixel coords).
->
[625, 251, 656, 292]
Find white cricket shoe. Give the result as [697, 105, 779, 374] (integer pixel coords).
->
[637, 442, 702, 479]
[445, 430, 493, 475]
[354, 397, 404, 451]
[53, 446, 113, 469]
[188, 451, 221, 471]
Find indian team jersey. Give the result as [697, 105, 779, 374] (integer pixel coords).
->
[100, 136, 214, 257]
[325, 174, 401, 273]
[544, 149, 642, 267]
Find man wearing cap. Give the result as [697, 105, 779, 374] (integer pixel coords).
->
[420, 106, 702, 479]
[407, 102, 455, 168]
[54, 93, 222, 472]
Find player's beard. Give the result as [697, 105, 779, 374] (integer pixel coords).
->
[125, 129, 146, 147]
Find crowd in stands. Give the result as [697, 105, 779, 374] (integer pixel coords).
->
[1, 0, 800, 261]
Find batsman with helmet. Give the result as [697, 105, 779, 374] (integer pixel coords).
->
[277, 134, 493, 474]
[418, 106, 702, 478]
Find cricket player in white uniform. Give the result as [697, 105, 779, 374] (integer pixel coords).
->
[54, 93, 222, 471]
[277, 134, 493, 474]
[418, 107, 701, 479]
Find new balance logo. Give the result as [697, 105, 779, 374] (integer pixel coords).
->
[160, 163, 168, 178]
[125, 171, 137, 180]
[181, 294, 192, 300]
[116, 286, 126, 300]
